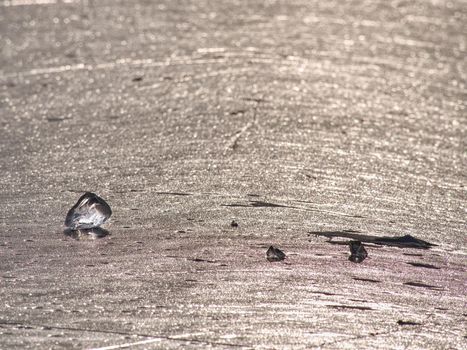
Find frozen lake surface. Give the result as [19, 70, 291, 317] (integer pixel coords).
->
[0, 0, 466, 349]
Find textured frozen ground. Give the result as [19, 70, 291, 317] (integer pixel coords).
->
[0, 0, 466, 349]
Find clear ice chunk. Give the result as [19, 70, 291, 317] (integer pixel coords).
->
[65, 192, 112, 229]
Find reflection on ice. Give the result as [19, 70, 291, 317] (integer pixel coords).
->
[64, 227, 110, 240]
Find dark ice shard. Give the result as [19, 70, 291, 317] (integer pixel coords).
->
[266, 246, 286, 262]
[349, 241, 368, 263]
[376, 234, 435, 249]
[312, 231, 435, 249]
[65, 192, 112, 229]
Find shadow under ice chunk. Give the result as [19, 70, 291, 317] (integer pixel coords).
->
[266, 246, 286, 262]
[65, 192, 112, 229]
[349, 241, 368, 263]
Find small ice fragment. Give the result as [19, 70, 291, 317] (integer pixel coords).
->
[65, 192, 112, 229]
[349, 241, 368, 263]
[266, 246, 286, 262]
